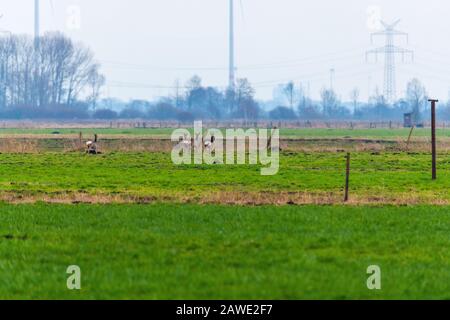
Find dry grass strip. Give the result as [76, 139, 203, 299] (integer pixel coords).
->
[0, 190, 448, 206]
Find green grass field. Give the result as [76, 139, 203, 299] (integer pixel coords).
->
[1, 127, 450, 140]
[1, 204, 450, 300]
[0, 151, 448, 204]
[1, 127, 449, 299]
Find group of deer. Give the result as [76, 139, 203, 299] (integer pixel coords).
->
[180, 133, 216, 151]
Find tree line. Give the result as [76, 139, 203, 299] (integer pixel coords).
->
[0, 32, 104, 118]
[98, 77, 450, 122]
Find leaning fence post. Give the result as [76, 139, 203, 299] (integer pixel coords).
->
[406, 125, 415, 150]
[344, 153, 351, 202]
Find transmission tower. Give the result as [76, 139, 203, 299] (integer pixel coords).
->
[366, 20, 414, 103]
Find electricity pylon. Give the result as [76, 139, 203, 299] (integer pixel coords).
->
[366, 20, 414, 103]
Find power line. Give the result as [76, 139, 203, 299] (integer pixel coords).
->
[239, 48, 366, 69]
[107, 65, 378, 91]
[101, 60, 227, 71]
[107, 80, 225, 90]
[100, 49, 367, 72]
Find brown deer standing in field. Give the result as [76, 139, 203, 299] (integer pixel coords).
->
[178, 134, 192, 148]
[204, 135, 215, 151]
[86, 134, 99, 154]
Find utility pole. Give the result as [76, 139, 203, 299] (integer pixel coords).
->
[228, 0, 235, 92]
[429, 99, 438, 180]
[366, 20, 413, 104]
[34, 0, 40, 49]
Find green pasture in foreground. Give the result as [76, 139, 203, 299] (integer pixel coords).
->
[1, 204, 450, 299]
[0, 151, 449, 202]
[0, 127, 449, 140]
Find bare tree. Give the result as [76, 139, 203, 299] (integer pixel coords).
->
[66, 45, 97, 106]
[173, 79, 182, 109]
[87, 66, 105, 111]
[283, 81, 297, 110]
[185, 75, 202, 110]
[0, 32, 103, 109]
[350, 88, 360, 113]
[186, 75, 202, 92]
[236, 78, 258, 122]
[406, 78, 427, 123]
[320, 88, 339, 117]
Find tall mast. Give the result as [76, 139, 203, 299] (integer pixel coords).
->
[228, 0, 235, 91]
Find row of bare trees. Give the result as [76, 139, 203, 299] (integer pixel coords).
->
[0, 32, 104, 109]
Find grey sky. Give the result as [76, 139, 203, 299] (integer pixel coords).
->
[1, 0, 449, 102]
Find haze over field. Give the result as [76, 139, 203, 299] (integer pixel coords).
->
[1, 0, 450, 102]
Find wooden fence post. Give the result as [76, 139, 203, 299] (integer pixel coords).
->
[429, 99, 438, 180]
[79, 132, 82, 150]
[344, 153, 351, 202]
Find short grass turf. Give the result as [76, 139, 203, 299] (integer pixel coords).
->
[1, 128, 450, 140]
[1, 204, 450, 300]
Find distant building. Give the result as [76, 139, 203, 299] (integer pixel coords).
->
[404, 112, 424, 128]
[404, 112, 413, 128]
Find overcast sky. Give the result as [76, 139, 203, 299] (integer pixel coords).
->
[1, 0, 450, 103]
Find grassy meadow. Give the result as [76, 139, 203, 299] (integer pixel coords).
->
[0, 127, 450, 140]
[2, 204, 450, 300]
[0, 151, 448, 204]
[0, 126, 449, 299]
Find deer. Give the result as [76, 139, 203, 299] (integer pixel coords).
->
[86, 134, 99, 154]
